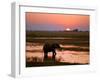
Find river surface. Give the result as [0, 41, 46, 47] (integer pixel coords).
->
[26, 42, 89, 64]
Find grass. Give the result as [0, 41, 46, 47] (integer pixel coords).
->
[26, 31, 89, 38]
[26, 31, 89, 47]
[26, 62, 88, 67]
[26, 58, 89, 67]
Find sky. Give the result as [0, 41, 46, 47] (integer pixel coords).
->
[26, 12, 89, 31]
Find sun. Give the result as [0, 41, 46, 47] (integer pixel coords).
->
[66, 28, 71, 31]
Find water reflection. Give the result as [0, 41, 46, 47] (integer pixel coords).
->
[26, 42, 89, 64]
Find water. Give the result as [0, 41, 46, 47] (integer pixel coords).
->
[26, 42, 89, 64]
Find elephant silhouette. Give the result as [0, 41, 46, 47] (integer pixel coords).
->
[43, 42, 60, 61]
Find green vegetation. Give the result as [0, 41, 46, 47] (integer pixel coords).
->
[26, 31, 89, 38]
[26, 58, 88, 67]
[26, 31, 89, 47]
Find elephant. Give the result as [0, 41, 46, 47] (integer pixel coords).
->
[43, 42, 60, 60]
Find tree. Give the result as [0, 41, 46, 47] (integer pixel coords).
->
[73, 29, 79, 32]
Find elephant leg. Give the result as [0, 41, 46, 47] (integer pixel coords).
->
[52, 52, 56, 61]
[44, 53, 48, 58]
[44, 53, 48, 61]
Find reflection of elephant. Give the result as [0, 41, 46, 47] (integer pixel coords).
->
[43, 43, 60, 60]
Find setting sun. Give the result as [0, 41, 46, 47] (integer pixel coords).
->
[26, 12, 89, 31]
[66, 28, 71, 31]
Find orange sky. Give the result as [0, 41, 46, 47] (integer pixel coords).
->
[26, 12, 89, 31]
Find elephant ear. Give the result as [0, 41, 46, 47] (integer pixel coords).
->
[52, 43, 60, 48]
